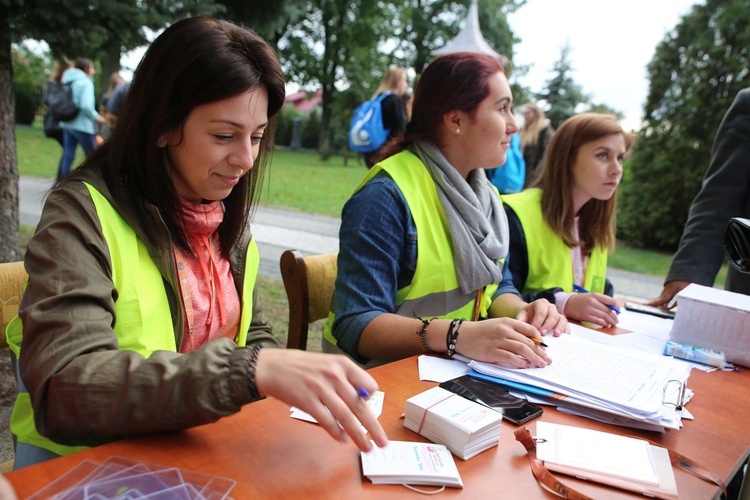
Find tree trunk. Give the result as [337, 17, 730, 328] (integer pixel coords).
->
[0, 4, 20, 263]
[318, 84, 333, 154]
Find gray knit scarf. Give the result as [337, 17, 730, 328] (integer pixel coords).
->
[410, 140, 508, 294]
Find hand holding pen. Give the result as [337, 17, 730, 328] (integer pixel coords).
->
[565, 284, 621, 328]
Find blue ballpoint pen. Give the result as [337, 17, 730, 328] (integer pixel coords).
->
[572, 284, 621, 314]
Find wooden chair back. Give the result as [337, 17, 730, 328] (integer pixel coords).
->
[0, 261, 27, 350]
[280, 250, 338, 350]
[0, 262, 26, 471]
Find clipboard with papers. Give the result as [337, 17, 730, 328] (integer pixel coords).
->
[467, 331, 692, 431]
[534, 422, 678, 499]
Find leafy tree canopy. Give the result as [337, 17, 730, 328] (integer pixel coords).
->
[10, 0, 222, 91]
[618, 0, 750, 250]
[535, 43, 590, 129]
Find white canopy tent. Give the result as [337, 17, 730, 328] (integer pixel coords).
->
[432, 0, 509, 66]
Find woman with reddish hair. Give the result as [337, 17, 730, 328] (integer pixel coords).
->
[325, 52, 568, 367]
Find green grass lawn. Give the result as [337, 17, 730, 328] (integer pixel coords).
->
[15, 126, 83, 177]
[257, 149, 367, 217]
[613, 241, 726, 287]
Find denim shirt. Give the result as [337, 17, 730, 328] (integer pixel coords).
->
[331, 172, 521, 361]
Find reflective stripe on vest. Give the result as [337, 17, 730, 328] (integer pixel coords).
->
[6, 182, 258, 457]
[501, 188, 607, 294]
[324, 150, 498, 345]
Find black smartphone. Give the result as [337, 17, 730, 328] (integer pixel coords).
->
[439, 375, 543, 425]
[624, 302, 676, 319]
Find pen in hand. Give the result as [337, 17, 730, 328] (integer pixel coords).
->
[531, 337, 549, 348]
[356, 387, 371, 399]
[572, 284, 621, 314]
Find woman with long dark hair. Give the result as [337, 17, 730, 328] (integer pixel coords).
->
[8, 16, 386, 470]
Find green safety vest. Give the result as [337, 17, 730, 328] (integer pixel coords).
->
[324, 150, 499, 345]
[501, 188, 607, 294]
[6, 182, 258, 456]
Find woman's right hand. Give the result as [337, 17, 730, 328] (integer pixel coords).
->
[253, 349, 388, 453]
[454, 318, 552, 368]
[564, 292, 620, 327]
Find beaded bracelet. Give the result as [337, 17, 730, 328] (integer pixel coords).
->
[247, 343, 264, 401]
[446, 318, 465, 358]
[413, 314, 437, 353]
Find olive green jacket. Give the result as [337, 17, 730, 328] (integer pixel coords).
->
[12, 165, 279, 448]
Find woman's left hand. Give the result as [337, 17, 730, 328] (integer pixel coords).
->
[516, 299, 569, 336]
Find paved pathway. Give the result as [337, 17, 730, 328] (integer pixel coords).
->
[19, 176, 664, 300]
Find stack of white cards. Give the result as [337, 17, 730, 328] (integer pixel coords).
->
[404, 386, 502, 460]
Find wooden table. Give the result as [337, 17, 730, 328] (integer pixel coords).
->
[6, 356, 750, 499]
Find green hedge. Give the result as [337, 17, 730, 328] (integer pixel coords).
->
[15, 82, 42, 125]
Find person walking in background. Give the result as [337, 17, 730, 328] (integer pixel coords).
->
[59, 58, 107, 180]
[7, 17, 386, 470]
[364, 66, 409, 168]
[520, 102, 554, 187]
[503, 114, 632, 328]
[325, 52, 567, 367]
[649, 88, 750, 308]
[104, 79, 131, 131]
[99, 72, 126, 139]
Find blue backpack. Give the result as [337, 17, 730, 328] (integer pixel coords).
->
[348, 92, 392, 153]
[486, 133, 525, 194]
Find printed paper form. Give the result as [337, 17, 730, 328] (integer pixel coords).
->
[469, 334, 690, 415]
[361, 441, 463, 487]
[536, 421, 659, 485]
[572, 321, 709, 373]
[614, 310, 674, 354]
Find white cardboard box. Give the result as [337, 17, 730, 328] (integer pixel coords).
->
[670, 284, 750, 367]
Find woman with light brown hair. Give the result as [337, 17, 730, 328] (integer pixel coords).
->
[503, 113, 634, 327]
[520, 102, 554, 186]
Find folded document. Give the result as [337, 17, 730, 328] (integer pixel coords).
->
[361, 440, 463, 488]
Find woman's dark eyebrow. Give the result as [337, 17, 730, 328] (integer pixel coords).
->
[210, 119, 269, 130]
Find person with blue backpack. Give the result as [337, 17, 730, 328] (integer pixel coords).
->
[349, 67, 408, 168]
[59, 58, 107, 180]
